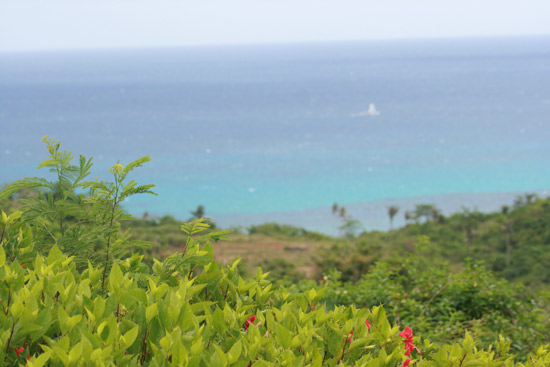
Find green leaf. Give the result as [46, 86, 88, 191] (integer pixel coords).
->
[328, 332, 342, 358]
[211, 345, 227, 367]
[98, 321, 110, 342]
[47, 245, 64, 265]
[123, 156, 151, 176]
[68, 341, 83, 363]
[0, 177, 52, 201]
[122, 325, 139, 348]
[28, 351, 51, 367]
[146, 303, 158, 323]
[276, 324, 292, 349]
[109, 262, 124, 288]
[212, 307, 226, 335]
[0, 246, 5, 267]
[463, 331, 475, 352]
[227, 340, 242, 364]
[190, 338, 204, 355]
[202, 241, 214, 259]
[305, 288, 317, 304]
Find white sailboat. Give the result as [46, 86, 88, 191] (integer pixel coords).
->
[366, 103, 380, 116]
[351, 103, 381, 117]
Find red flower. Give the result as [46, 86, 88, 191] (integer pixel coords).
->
[365, 318, 371, 331]
[402, 359, 412, 367]
[244, 315, 255, 330]
[347, 330, 354, 342]
[20, 264, 24, 267]
[26, 353, 32, 361]
[399, 327, 421, 356]
[14, 347, 24, 357]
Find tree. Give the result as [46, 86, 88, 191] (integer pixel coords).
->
[404, 211, 413, 224]
[413, 204, 435, 223]
[387, 205, 399, 230]
[458, 207, 480, 255]
[525, 193, 538, 204]
[498, 212, 515, 267]
[339, 216, 362, 239]
[190, 205, 205, 219]
[430, 206, 441, 222]
[332, 202, 339, 215]
[502, 219, 514, 267]
[339, 206, 347, 218]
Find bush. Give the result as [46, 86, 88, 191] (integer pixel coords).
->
[247, 223, 329, 241]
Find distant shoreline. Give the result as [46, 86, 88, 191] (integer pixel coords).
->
[212, 189, 550, 235]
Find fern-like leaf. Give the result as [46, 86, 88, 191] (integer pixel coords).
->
[0, 178, 53, 201]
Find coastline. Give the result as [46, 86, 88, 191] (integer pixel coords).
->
[214, 189, 550, 235]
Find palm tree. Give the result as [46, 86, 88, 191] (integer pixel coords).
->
[413, 204, 434, 223]
[332, 203, 339, 215]
[387, 205, 399, 230]
[404, 211, 412, 223]
[339, 206, 347, 218]
[190, 205, 205, 219]
[501, 205, 510, 215]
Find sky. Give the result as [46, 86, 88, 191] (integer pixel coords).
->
[1, 0, 550, 52]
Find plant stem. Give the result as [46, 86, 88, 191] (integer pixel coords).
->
[419, 284, 449, 319]
[140, 328, 149, 366]
[3, 291, 11, 315]
[4, 322, 15, 358]
[101, 183, 120, 290]
[339, 330, 353, 363]
[0, 226, 5, 245]
[55, 166, 65, 236]
[459, 352, 468, 366]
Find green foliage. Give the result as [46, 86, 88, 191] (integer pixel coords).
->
[313, 240, 380, 282]
[387, 205, 399, 230]
[189, 205, 206, 220]
[2, 140, 550, 366]
[292, 249, 550, 360]
[260, 258, 304, 284]
[2, 222, 550, 366]
[121, 215, 219, 255]
[315, 197, 550, 287]
[0, 137, 157, 283]
[247, 223, 330, 241]
[338, 216, 363, 239]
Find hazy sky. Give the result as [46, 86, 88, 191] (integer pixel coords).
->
[1, 0, 550, 51]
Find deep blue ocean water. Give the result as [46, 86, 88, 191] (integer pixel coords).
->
[1, 37, 550, 232]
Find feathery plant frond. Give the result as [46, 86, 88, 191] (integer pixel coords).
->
[0, 137, 157, 284]
[0, 178, 53, 201]
[156, 218, 230, 284]
[81, 157, 158, 288]
[181, 218, 231, 242]
[181, 217, 213, 237]
[181, 217, 229, 249]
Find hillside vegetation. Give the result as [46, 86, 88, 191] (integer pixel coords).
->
[119, 194, 550, 288]
[1, 138, 550, 366]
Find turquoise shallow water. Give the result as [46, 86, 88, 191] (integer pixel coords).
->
[1, 36, 550, 231]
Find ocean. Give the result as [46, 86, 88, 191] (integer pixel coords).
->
[1, 36, 550, 234]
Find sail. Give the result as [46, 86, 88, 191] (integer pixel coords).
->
[351, 103, 380, 117]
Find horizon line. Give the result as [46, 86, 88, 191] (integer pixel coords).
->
[1, 33, 549, 54]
